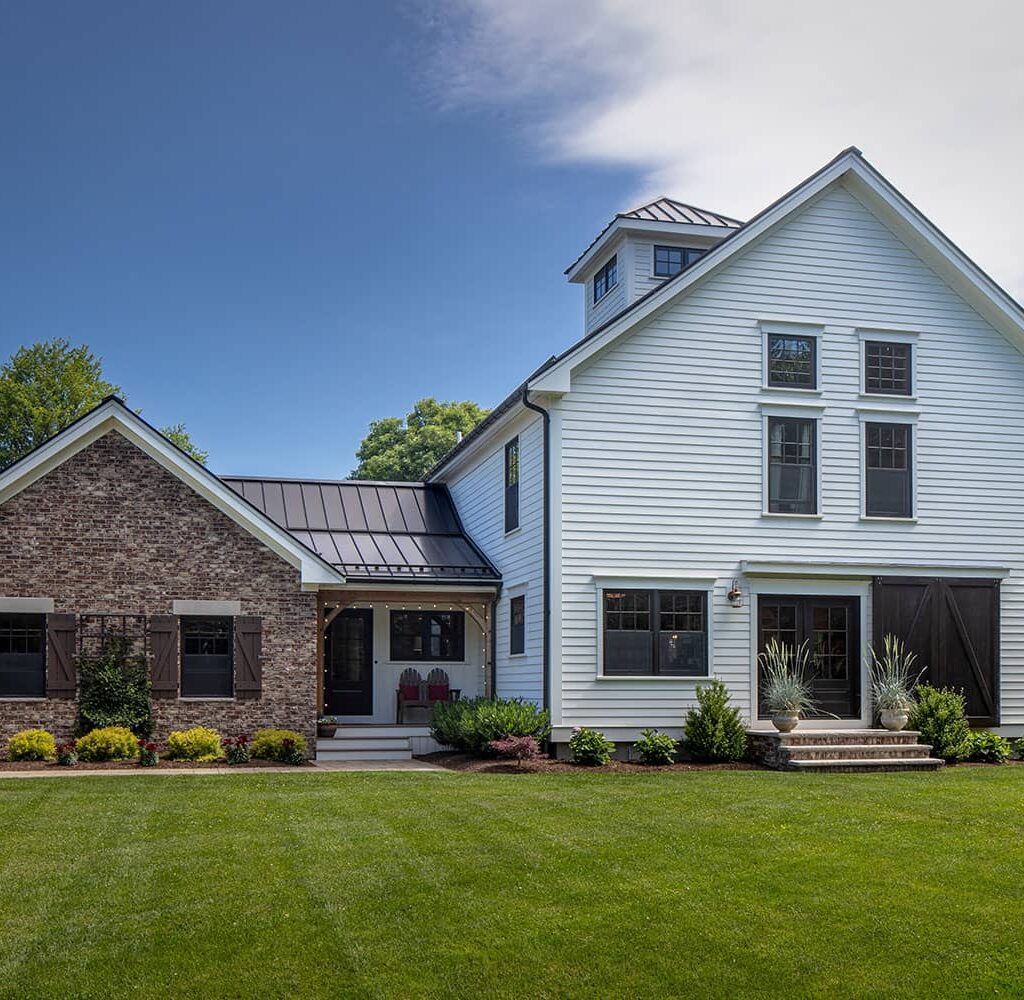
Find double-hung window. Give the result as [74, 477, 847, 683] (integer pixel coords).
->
[593, 255, 618, 303]
[767, 416, 817, 514]
[504, 437, 519, 533]
[865, 422, 913, 518]
[602, 589, 708, 676]
[180, 616, 233, 698]
[864, 341, 912, 395]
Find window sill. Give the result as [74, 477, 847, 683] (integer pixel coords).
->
[503, 526, 522, 539]
[593, 283, 618, 306]
[858, 392, 916, 402]
[596, 675, 709, 682]
[508, 653, 528, 660]
[761, 512, 823, 520]
[860, 516, 917, 524]
[178, 697, 237, 702]
[760, 385, 822, 397]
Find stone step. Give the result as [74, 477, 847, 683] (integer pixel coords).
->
[316, 748, 414, 762]
[316, 738, 411, 752]
[783, 743, 934, 761]
[774, 729, 922, 747]
[787, 757, 944, 773]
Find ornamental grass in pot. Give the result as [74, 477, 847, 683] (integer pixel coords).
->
[758, 638, 815, 732]
[868, 634, 923, 731]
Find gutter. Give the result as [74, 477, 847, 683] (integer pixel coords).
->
[520, 387, 551, 715]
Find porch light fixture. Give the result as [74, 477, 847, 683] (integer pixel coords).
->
[727, 580, 743, 608]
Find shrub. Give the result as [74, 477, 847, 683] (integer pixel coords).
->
[137, 740, 159, 767]
[7, 729, 57, 762]
[76, 726, 139, 762]
[1015, 737, 1024, 761]
[166, 726, 222, 762]
[224, 735, 252, 766]
[909, 685, 972, 762]
[682, 679, 747, 763]
[251, 729, 308, 763]
[568, 727, 615, 766]
[55, 741, 78, 766]
[967, 730, 1011, 764]
[77, 633, 152, 738]
[488, 735, 540, 768]
[633, 728, 677, 765]
[430, 697, 551, 756]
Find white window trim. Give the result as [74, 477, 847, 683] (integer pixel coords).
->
[594, 577, 716, 680]
[508, 589, 528, 658]
[503, 434, 520, 536]
[760, 406, 824, 518]
[760, 320, 824, 394]
[858, 411, 918, 522]
[858, 328, 919, 399]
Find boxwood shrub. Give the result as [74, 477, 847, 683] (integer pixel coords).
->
[430, 697, 551, 756]
[7, 729, 57, 762]
[251, 729, 307, 763]
[76, 726, 139, 762]
[909, 685, 972, 762]
[166, 726, 223, 762]
[682, 679, 747, 762]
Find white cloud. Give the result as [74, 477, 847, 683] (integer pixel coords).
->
[427, 0, 1024, 295]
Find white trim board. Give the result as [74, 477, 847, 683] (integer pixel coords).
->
[741, 559, 1011, 579]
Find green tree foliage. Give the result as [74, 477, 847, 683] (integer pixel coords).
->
[160, 422, 209, 465]
[351, 398, 489, 481]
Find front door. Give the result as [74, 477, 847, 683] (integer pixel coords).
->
[324, 608, 374, 716]
[758, 595, 861, 719]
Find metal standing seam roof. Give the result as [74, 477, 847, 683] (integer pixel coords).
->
[221, 478, 500, 584]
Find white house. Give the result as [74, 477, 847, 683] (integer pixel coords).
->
[430, 147, 1024, 751]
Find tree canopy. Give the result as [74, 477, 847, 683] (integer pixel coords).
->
[351, 398, 489, 481]
[0, 339, 208, 469]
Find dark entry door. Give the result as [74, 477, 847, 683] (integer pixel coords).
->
[324, 608, 374, 716]
[758, 595, 861, 719]
[872, 577, 999, 726]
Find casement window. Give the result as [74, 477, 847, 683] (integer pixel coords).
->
[864, 341, 912, 396]
[865, 422, 913, 518]
[767, 416, 817, 514]
[0, 613, 46, 698]
[390, 610, 465, 662]
[593, 254, 618, 303]
[510, 595, 526, 655]
[180, 616, 233, 698]
[504, 437, 520, 533]
[767, 333, 817, 388]
[602, 589, 708, 676]
[653, 245, 707, 278]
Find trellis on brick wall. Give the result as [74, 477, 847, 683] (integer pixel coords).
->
[77, 614, 149, 659]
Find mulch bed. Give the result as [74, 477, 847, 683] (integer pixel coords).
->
[419, 752, 765, 774]
[0, 759, 313, 771]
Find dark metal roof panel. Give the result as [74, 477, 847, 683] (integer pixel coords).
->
[621, 197, 742, 229]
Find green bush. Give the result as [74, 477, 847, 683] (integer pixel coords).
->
[430, 698, 551, 756]
[568, 727, 615, 766]
[967, 730, 1011, 764]
[76, 726, 139, 762]
[7, 729, 57, 761]
[1015, 738, 1024, 761]
[166, 726, 222, 762]
[682, 679, 748, 762]
[251, 729, 308, 763]
[633, 728, 677, 765]
[78, 634, 153, 738]
[909, 685, 972, 762]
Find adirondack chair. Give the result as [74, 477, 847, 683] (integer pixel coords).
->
[396, 668, 426, 723]
[425, 668, 451, 706]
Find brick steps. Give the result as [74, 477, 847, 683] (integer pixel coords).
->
[747, 729, 945, 773]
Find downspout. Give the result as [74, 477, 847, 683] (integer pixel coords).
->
[521, 387, 551, 716]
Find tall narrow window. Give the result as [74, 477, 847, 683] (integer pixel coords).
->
[504, 437, 520, 533]
[767, 333, 816, 388]
[510, 595, 525, 655]
[593, 255, 618, 303]
[767, 417, 817, 514]
[180, 616, 233, 698]
[0, 613, 46, 698]
[865, 341, 912, 395]
[865, 422, 913, 518]
[603, 589, 708, 676]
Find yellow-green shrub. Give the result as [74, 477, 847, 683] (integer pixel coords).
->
[76, 726, 138, 762]
[251, 729, 307, 763]
[7, 729, 57, 761]
[166, 726, 222, 761]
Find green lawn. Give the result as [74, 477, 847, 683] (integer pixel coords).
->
[1, 769, 1022, 999]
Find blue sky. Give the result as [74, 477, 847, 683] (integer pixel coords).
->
[2, 1, 1021, 477]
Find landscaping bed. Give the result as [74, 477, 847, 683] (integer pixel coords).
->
[420, 751, 763, 774]
[0, 758, 312, 771]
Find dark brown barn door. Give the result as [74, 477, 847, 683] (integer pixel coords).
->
[872, 577, 999, 726]
[324, 608, 373, 716]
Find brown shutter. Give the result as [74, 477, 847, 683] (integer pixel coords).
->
[234, 616, 262, 699]
[45, 613, 77, 699]
[149, 614, 179, 698]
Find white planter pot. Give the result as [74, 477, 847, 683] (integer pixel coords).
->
[879, 708, 909, 732]
[771, 711, 800, 733]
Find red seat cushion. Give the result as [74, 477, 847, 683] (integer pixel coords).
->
[399, 684, 419, 701]
[428, 684, 449, 702]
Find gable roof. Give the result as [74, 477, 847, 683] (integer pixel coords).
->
[222, 477, 500, 585]
[0, 397, 345, 587]
[621, 197, 743, 228]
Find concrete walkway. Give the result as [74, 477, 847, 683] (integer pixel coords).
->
[0, 759, 448, 779]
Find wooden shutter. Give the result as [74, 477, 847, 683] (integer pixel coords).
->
[234, 616, 262, 699]
[149, 614, 179, 698]
[45, 613, 77, 699]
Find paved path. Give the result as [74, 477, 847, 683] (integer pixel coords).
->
[0, 759, 448, 779]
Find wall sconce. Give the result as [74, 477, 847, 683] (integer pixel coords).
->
[727, 579, 743, 608]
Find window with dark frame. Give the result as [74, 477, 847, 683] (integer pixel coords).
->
[865, 422, 913, 518]
[602, 589, 708, 676]
[504, 437, 520, 533]
[510, 595, 525, 655]
[768, 416, 817, 514]
[180, 616, 233, 698]
[0, 613, 46, 698]
[653, 245, 707, 278]
[865, 341, 912, 395]
[767, 333, 817, 388]
[593, 254, 618, 303]
[390, 610, 465, 662]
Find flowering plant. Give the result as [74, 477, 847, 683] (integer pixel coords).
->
[55, 741, 78, 767]
[488, 735, 540, 768]
[280, 737, 306, 766]
[224, 734, 252, 766]
[137, 739, 159, 767]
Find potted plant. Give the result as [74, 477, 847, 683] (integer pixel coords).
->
[868, 634, 923, 731]
[758, 638, 815, 732]
[317, 717, 338, 738]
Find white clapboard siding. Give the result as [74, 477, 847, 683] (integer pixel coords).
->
[447, 412, 545, 703]
[553, 180, 1024, 731]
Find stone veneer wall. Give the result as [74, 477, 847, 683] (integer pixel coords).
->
[0, 430, 317, 750]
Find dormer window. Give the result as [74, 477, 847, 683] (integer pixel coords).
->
[593, 255, 618, 303]
[654, 245, 706, 278]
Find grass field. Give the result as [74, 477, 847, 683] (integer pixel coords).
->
[1, 767, 1022, 999]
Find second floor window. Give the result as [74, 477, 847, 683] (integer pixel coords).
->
[653, 245, 706, 278]
[504, 437, 520, 533]
[593, 255, 618, 303]
[865, 341, 912, 395]
[865, 422, 913, 518]
[767, 333, 817, 388]
[767, 416, 817, 514]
